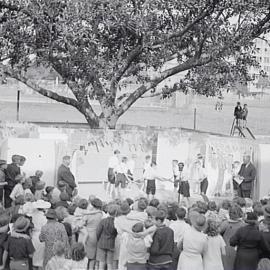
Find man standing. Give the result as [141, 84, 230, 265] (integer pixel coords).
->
[57, 155, 76, 197]
[238, 155, 256, 198]
[4, 155, 21, 208]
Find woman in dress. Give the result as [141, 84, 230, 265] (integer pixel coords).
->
[84, 198, 103, 270]
[39, 209, 70, 268]
[230, 212, 262, 270]
[177, 212, 207, 270]
[30, 200, 51, 270]
[220, 204, 245, 270]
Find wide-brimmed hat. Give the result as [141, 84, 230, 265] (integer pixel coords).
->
[32, 200, 51, 209]
[13, 216, 30, 233]
[45, 209, 57, 219]
[0, 160, 7, 166]
[36, 181, 46, 191]
[120, 202, 131, 215]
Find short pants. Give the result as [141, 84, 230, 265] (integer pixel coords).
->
[146, 180, 156, 195]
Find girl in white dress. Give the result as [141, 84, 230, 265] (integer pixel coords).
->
[203, 220, 226, 270]
[177, 212, 207, 270]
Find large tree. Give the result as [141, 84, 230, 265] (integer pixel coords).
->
[0, 0, 270, 128]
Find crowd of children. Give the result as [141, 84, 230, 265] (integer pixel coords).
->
[1, 177, 270, 270]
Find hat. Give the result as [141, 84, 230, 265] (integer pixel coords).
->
[263, 205, 270, 218]
[245, 212, 258, 224]
[120, 202, 130, 215]
[45, 209, 57, 219]
[13, 216, 30, 233]
[32, 200, 51, 209]
[36, 181, 46, 191]
[0, 160, 6, 166]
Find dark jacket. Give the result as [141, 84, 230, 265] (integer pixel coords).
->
[149, 225, 174, 265]
[234, 106, 243, 119]
[5, 163, 20, 189]
[57, 164, 76, 195]
[96, 216, 117, 250]
[230, 224, 262, 270]
[238, 163, 256, 191]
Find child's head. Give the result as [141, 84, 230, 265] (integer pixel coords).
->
[91, 198, 103, 210]
[15, 174, 25, 184]
[149, 198, 160, 208]
[68, 204, 77, 215]
[154, 210, 166, 225]
[35, 181, 46, 191]
[125, 198, 134, 206]
[208, 201, 217, 212]
[60, 192, 70, 202]
[71, 243, 86, 262]
[146, 206, 158, 220]
[12, 155, 21, 164]
[229, 204, 243, 220]
[144, 219, 154, 229]
[23, 178, 32, 190]
[196, 201, 208, 214]
[25, 193, 35, 202]
[78, 199, 88, 210]
[235, 197, 246, 208]
[0, 160, 7, 170]
[35, 170, 43, 178]
[176, 207, 186, 220]
[137, 199, 147, 212]
[122, 156, 128, 163]
[205, 220, 219, 237]
[19, 156, 26, 166]
[55, 206, 69, 221]
[253, 203, 264, 217]
[53, 241, 66, 257]
[107, 204, 119, 217]
[221, 199, 231, 210]
[132, 222, 144, 233]
[237, 102, 241, 106]
[45, 186, 54, 195]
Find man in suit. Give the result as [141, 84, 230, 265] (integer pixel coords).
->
[57, 155, 76, 197]
[4, 155, 21, 208]
[238, 154, 256, 198]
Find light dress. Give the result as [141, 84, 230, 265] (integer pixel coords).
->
[177, 226, 207, 270]
[67, 257, 88, 270]
[203, 235, 225, 270]
[31, 209, 47, 267]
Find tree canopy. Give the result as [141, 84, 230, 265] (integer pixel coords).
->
[0, 0, 270, 128]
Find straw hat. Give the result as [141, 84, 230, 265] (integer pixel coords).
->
[13, 216, 30, 233]
[32, 200, 51, 209]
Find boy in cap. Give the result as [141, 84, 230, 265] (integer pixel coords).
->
[148, 210, 174, 270]
[30, 170, 43, 194]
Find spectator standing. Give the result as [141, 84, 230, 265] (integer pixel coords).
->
[230, 212, 262, 270]
[242, 104, 248, 128]
[4, 155, 21, 208]
[234, 102, 242, 127]
[148, 210, 174, 270]
[39, 209, 70, 268]
[96, 204, 118, 270]
[0, 160, 7, 205]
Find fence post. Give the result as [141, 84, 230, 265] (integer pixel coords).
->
[194, 108, 197, 130]
[16, 90, 20, 121]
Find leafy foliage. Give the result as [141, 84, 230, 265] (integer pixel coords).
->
[0, 0, 270, 128]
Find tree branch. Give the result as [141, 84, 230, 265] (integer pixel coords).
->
[116, 56, 211, 117]
[110, 45, 143, 99]
[2, 65, 80, 108]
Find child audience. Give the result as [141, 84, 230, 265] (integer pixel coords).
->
[1, 168, 270, 270]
